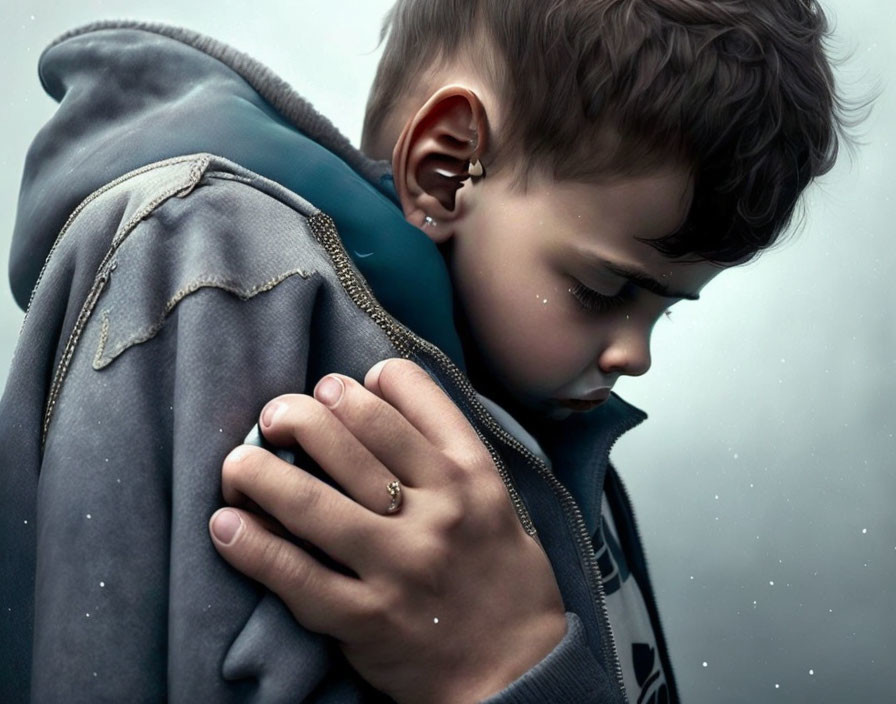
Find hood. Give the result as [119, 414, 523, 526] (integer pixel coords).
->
[10, 21, 464, 366]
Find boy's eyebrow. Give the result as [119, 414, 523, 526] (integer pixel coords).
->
[601, 260, 701, 301]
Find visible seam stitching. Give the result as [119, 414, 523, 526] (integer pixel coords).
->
[204, 171, 255, 185]
[92, 269, 312, 370]
[21, 154, 208, 329]
[92, 310, 111, 370]
[41, 155, 211, 446]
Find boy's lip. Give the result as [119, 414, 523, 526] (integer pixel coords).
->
[554, 388, 612, 412]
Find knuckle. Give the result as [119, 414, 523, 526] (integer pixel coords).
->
[352, 589, 382, 622]
[477, 476, 511, 509]
[478, 501, 517, 538]
[353, 389, 394, 429]
[399, 538, 448, 591]
[476, 479, 517, 525]
[431, 495, 467, 536]
[290, 474, 327, 515]
[259, 538, 311, 593]
[450, 441, 494, 475]
[381, 357, 429, 389]
[376, 580, 405, 616]
[438, 457, 467, 485]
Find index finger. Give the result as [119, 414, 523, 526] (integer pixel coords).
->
[364, 358, 485, 455]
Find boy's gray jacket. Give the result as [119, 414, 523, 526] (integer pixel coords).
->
[0, 23, 677, 703]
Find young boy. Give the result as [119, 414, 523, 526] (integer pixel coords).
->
[0, 1, 846, 702]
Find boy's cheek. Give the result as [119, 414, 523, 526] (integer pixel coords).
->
[451, 252, 590, 399]
[472, 314, 593, 403]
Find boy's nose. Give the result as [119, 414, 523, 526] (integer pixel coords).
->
[597, 329, 652, 377]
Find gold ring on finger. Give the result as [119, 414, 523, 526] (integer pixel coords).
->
[385, 480, 403, 515]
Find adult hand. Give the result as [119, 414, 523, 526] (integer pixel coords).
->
[209, 359, 566, 704]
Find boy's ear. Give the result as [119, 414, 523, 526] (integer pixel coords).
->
[392, 86, 488, 242]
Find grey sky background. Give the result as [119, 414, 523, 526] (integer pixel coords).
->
[1, 1, 892, 702]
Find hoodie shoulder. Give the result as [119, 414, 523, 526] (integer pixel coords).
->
[11, 22, 390, 309]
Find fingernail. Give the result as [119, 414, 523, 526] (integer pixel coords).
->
[365, 359, 389, 386]
[211, 509, 242, 545]
[261, 401, 286, 428]
[314, 376, 344, 408]
[225, 445, 251, 463]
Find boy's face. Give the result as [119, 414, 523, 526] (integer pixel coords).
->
[449, 163, 723, 418]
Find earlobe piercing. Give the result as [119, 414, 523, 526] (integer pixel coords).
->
[423, 215, 438, 228]
[468, 159, 485, 179]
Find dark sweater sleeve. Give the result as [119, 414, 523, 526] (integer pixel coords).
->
[483, 613, 612, 703]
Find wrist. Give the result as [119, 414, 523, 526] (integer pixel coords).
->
[437, 610, 568, 703]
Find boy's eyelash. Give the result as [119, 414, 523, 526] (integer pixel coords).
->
[568, 282, 627, 312]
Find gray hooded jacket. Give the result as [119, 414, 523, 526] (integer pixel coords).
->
[0, 23, 677, 703]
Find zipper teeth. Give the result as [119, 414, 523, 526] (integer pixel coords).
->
[308, 211, 627, 703]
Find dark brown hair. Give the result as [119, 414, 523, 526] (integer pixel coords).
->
[364, 0, 860, 263]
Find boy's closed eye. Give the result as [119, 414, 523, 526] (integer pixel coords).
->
[568, 279, 679, 320]
[568, 280, 631, 313]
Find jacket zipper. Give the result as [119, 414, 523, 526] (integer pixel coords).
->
[309, 212, 629, 703]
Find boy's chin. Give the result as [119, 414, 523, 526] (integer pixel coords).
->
[463, 352, 577, 422]
[489, 385, 577, 423]
[499, 388, 611, 424]
[543, 404, 576, 421]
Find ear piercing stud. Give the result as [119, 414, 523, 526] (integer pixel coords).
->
[423, 216, 438, 228]
[468, 159, 484, 178]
